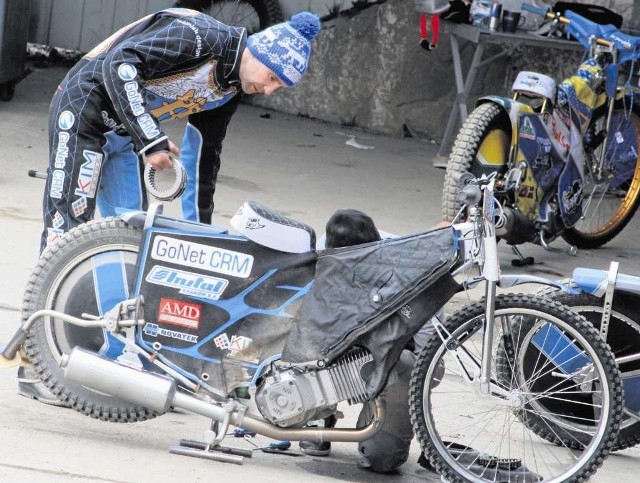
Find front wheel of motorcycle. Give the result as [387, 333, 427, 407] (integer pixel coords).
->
[441, 102, 511, 221]
[562, 105, 640, 248]
[22, 218, 154, 422]
[409, 294, 623, 483]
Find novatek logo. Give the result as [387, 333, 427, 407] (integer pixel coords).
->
[158, 297, 201, 329]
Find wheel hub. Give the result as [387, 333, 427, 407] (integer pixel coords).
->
[507, 390, 525, 408]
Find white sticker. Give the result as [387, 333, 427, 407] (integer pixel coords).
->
[151, 236, 254, 278]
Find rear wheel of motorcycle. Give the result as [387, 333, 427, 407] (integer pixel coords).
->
[22, 218, 153, 422]
[442, 102, 511, 221]
[537, 284, 640, 451]
[206, 0, 283, 35]
[409, 294, 623, 483]
[562, 106, 640, 248]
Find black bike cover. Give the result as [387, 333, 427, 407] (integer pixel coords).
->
[282, 227, 461, 380]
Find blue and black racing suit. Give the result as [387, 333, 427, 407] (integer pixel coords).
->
[43, 8, 244, 250]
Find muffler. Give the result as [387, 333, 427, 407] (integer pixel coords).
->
[495, 206, 537, 245]
[63, 347, 233, 424]
[62, 347, 178, 413]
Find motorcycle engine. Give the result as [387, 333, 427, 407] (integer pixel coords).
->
[255, 348, 373, 427]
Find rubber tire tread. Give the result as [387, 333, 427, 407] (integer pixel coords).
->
[252, 0, 283, 26]
[209, 0, 283, 32]
[409, 293, 624, 483]
[537, 283, 640, 451]
[22, 218, 154, 423]
[442, 103, 509, 221]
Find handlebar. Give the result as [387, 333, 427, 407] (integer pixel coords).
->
[521, 2, 616, 49]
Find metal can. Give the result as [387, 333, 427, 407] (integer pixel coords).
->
[489, 2, 502, 31]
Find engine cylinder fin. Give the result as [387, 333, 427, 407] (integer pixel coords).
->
[333, 359, 348, 400]
[327, 349, 372, 404]
[345, 353, 363, 403]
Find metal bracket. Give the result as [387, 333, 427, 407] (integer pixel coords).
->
[600, 261, 619, 341]
[143, 202, 164, 230]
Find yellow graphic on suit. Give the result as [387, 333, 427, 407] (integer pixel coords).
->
[149, 89, 207, 120]
[144, 60, 238, 121]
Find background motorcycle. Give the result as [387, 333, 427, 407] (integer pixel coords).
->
[1, 174, 624, 481]
[180, 0, 282, 35]
[441, 4, 640, 255]
[540, 261, 640, 452]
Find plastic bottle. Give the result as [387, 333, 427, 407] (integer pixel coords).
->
[512, 0, 548, 31]
[470, 0, 492, 29]
[502, 0, 522, 13]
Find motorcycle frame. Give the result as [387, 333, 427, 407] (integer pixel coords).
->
[1, 179, 572, 441]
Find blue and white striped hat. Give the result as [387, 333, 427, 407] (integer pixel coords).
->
[246, 12, 321, 87]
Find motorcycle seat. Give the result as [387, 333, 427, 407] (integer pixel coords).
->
[573, 267, 640, 297]
[230, 201, 316, 253]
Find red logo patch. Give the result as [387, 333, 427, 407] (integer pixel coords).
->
[158, 297, 201, 329]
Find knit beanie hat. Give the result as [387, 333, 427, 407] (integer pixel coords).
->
[246, 12, 321, 87]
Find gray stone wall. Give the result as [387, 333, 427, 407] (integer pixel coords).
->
[249, 0, 639, 142]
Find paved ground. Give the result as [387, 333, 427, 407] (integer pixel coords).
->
[0, 65, 639, 482]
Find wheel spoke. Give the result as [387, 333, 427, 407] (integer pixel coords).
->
[410, 295, 622, 482]
[566, 107, 640, 245]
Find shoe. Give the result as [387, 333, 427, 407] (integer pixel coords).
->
[299, 440, 331, 456]
[17, 366, 68, 407]
[299, 414, 336, 456]
[358, 456, 372, 469]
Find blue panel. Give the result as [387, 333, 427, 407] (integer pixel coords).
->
[92, 251, 129, 358]
[622, 374, 640, 413]
[532, 323, 591, 375]
[622, 371, 640, 415]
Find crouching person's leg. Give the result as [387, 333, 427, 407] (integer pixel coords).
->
[357, 349, 415, 473]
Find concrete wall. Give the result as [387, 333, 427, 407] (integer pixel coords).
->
[250, 0, 639, 141]
[26, 0, 364, 51]
[26, 0, 640, 142]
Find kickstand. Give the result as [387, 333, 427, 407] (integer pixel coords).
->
[510, 245, 534, 267]
[169, 420, 250, 464]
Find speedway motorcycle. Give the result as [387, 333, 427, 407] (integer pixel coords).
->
[0, 174, 624, 482]
[442, 4, 640, 257]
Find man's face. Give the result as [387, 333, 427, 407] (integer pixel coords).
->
[239, 51, 287, 95]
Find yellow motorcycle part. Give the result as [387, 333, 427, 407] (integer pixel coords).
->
[476, 128, 511, 167]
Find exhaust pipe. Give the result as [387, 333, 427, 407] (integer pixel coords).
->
[62, 348, 385, 443]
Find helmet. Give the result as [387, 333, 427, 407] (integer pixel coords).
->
[512, 71, 556, 101]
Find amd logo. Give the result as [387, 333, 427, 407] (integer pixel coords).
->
[158, 297, 201, 330]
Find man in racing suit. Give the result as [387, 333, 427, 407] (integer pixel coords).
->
[41, 8, 321, 249]
[21, 7, 321, 404]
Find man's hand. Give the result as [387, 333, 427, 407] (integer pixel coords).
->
[145, 140, 180, 170]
